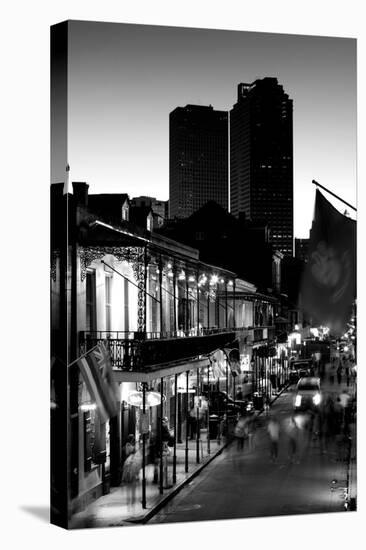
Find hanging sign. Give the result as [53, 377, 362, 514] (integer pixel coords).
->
[140, 412, 150, 434]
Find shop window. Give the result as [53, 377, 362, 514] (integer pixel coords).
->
[86, 269, 97, 332]
[83, 406, 108, 473]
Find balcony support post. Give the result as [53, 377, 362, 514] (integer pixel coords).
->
[196, 368, 200, 464]
[225, 363, 229, 435]
[185, 370, 189, 473]
[185, 274, 189, 334]
[225, 280, 228, 329]
[207, 289, 210, 330]
[196, 270, 200, 335]
[159, 256, 163, 336]
[173, 266, 177, 334]
[142, 382, 147, 508]
[216, 283, 219, 328]
[173, 373, 178, 483]
[233, 279, 236, 329]
[159, 377, 164, 495]
[207, 364, 210, 455]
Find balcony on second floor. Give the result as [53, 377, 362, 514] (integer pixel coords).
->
[80, 328, 237, 372]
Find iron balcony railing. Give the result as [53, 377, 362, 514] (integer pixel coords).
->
[80, 327, 236, 341]
[80, 329, 237, 372]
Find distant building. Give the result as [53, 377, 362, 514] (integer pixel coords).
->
[159, 201, 279, 295]
[169, 104, 228, 219]
[230, 78, 293, 256]
[294, 237, 310, 262]
[130, 195, 168, 223]
[87, 192, 130, 223]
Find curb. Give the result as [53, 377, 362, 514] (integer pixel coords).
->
[140, 441, 230, 524]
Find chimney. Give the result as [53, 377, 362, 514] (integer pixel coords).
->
[72, 182, 89, 206]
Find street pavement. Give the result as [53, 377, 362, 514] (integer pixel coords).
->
[149, 363, 356, 524]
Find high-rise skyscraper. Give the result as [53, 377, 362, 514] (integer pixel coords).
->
[169, 104, 228, 219]
[230, 78, 293, 256]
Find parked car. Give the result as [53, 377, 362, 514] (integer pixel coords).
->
[293, 377, 322, 411]
[203, 390, 251, 418]
[289, 359, 314, 383]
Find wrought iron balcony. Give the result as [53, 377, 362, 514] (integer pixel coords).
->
[80, 329, 236, 372]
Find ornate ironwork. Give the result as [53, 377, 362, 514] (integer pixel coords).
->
[50, 249, 60, 282]
[137, 247, 147, 333]
[79, 244, 148, 332]
[79, 246, 146, 281]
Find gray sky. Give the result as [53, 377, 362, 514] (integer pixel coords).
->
[56, 20, 357, 237]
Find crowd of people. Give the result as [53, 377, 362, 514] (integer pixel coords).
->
[231, 352, 356, 464]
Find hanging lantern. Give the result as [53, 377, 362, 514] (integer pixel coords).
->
[127, 390, 162, 408]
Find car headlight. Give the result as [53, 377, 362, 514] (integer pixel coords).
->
[295, 395, 302, 407]
[313, 393, 321, 406]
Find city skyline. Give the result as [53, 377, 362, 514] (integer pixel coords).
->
[52, 21, 357, 238]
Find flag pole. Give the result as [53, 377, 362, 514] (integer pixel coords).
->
[312, 180, 357, 212]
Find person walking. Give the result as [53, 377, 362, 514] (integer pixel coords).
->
[336, 364, 343, 385]
[234, 414, 248, 451]
[267, 416, 280, 463]
[123, 434, 136, 459]
[339, 389, 351, 430]
[121, 444, 141, 512]
[217, 413, 227, 445]
[344, 361, 351, 387]
[247, 415, 257, 451]
[285, 416, 299, 463]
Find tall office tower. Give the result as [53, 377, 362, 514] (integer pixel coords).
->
[169, 104, 228, 219]
[230, 78, 293, 256]
[295, 237, 310, 263]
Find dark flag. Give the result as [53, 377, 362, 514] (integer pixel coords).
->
[76, 342, 119, 422]
[301, 189, 356, 335]
[224, 347, 240, 377]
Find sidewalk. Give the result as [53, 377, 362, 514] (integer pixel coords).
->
[70, 431, 231, 528]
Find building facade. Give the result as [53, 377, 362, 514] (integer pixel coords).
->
[51, 181, 292, 526]
[169, 104, 228, 219]
[230, 78, 294, 256]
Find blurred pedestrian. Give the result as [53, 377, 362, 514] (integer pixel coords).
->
[323, 395, 335, 449]
[149, 434, 160, 484]
[351, 363, 357, 385]
[234, 415, 248, 451]
[267, 416, 280, 462]
[339, 389, 351, 428]
[122, 447, 142, 511]
[188, 405, 197, 439]
[123, 434, 136, 460]
[263, 397, 270, 417]
[217, 413, 227, 444]
[236, 386, 243, 400]
[344, 362, 351, 387]
[285, 416, 299, 463]
[329, 371, 335, 385]
[333, 397, 343, 435]
[336, 364, 343, 385]
[247, 415, 257, 451]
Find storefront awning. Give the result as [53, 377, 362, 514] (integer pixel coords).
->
[113, 357, 210, 383]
